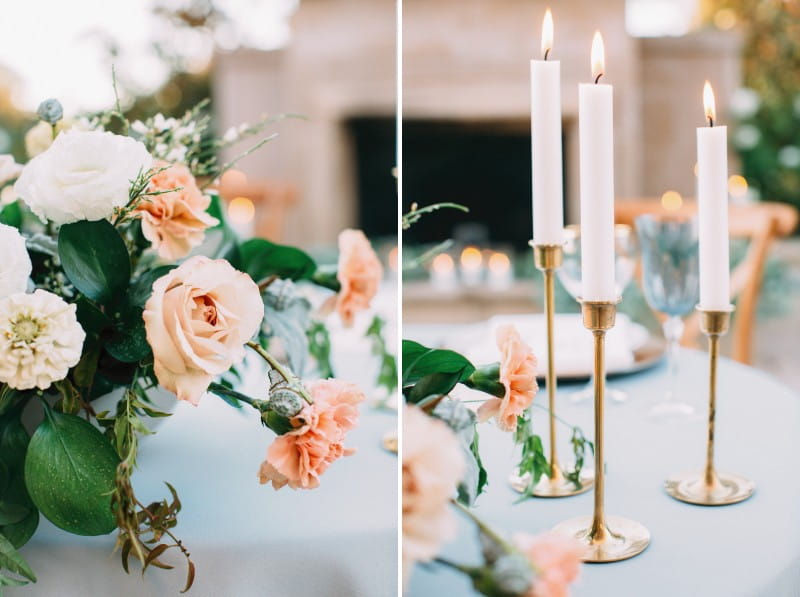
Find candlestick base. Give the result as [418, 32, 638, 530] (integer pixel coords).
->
[664, 471, 754, 506]
[552, 515, 650, 563]
[508, 466, 594, 498]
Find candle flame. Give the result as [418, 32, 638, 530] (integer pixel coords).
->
[541, 9, 554, 59]
[703, 80, 716, 126]
[591, 31, 605, 82]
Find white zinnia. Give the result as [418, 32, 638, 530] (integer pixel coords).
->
[14, 130, 152, 225]
[0, 224, 31, 299]
[0, 290, 85, 390]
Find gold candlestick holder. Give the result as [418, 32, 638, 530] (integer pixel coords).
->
[664, 307, 754, 506]
[510, 242, 593, 498]
[552, 300, 650, 563]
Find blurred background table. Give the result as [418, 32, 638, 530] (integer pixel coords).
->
[408, 349, 800, 597]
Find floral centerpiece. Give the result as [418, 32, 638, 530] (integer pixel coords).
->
[401, 203, 589, 596]
[0, 96, 390, 591]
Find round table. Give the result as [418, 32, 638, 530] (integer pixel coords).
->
[409, 349, 800, 597]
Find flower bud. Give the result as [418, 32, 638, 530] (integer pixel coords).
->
[37, 98, 63, 125]
[269, 387, 303, 418]
[491, 554, 534, 595]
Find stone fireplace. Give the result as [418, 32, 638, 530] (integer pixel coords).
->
[212, 0, 740, 246]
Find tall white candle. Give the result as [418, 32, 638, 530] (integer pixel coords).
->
[579, 32, 616, 301]
[531, 9, 564, 245]
[696, 81, 731, 309]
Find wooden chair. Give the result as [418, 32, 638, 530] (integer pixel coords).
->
[616, 199, 798, 365]
[216, 175, 298, 242]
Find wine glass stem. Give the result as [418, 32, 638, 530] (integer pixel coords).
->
[663, 315, 684, 403]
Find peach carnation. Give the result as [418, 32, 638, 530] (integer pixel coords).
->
[514, 532, 583, 597]
[477, 324, 538, 432]
[402, 405, 464, 581]
[259, 379, 365, 490]
[136, 161, 218, 260]
[334, 229, 382, 326]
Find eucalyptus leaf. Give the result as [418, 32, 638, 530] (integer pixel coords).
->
[262, 279, 311, 375]
[24, 407, 119, 536]
[431, 400, 486, 505]
[58, 220, 131, 304]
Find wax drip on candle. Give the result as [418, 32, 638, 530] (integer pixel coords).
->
[703, 80, 716, 127]
[542, 9, 553, 61]
[591, 31, 605, 84]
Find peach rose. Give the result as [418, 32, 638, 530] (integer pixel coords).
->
[136, 161, 218, 260]
[402, 405, 464, 582]
[335, 229, 383, 326]
[143, 256, 263, 404]
[477, 325, 538, 432]
[514, 532, 583, 597]
[259, 379, 365, 490]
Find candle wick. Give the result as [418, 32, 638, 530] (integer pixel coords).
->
[544, 48, 551, 61]
[707, 115, 714, 127]
[594, 72, 603, 84]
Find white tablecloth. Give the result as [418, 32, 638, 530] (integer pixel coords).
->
[409, 350, 800, 597]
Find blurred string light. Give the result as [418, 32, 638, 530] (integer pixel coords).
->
[0, 0, 298, 112]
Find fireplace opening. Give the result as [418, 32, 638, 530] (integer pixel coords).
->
[402, 118, 568, 250]
[348, 116, 397, 239]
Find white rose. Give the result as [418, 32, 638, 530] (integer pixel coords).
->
[0, 289, 85, 390]
[15, 130, 152, 224]
[0, 224, 31, 299]
[0, 155, 22, 186]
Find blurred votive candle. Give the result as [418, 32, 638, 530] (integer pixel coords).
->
[487, 252, 513, 290]
[459, 247, 483, 287]
[430, 253, 457, 292]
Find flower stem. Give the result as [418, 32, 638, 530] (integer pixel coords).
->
[207, 382, 266, 410]
[450, 499, 516, 555]
[432, 557, 474, 576]
[245, 341, 313, 405]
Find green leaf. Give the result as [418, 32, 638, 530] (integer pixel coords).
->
[239, 238, 317, 282]
[24, 407, 119, 536]
[0, 416, 37, 548]
[58, 220, 131, 304]
[128, 265, 176, 308]
[406, 370, 467, 404]
[401, 340, 475, 385]
[0, 202, 21, 228]
[106, 307, 150, 363]
[263, 411, 294, 436]
[0, 533, 35, 583]
[75, 297, 112, 335]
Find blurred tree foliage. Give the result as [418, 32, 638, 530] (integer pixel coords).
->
[701, 1, 800, 211]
